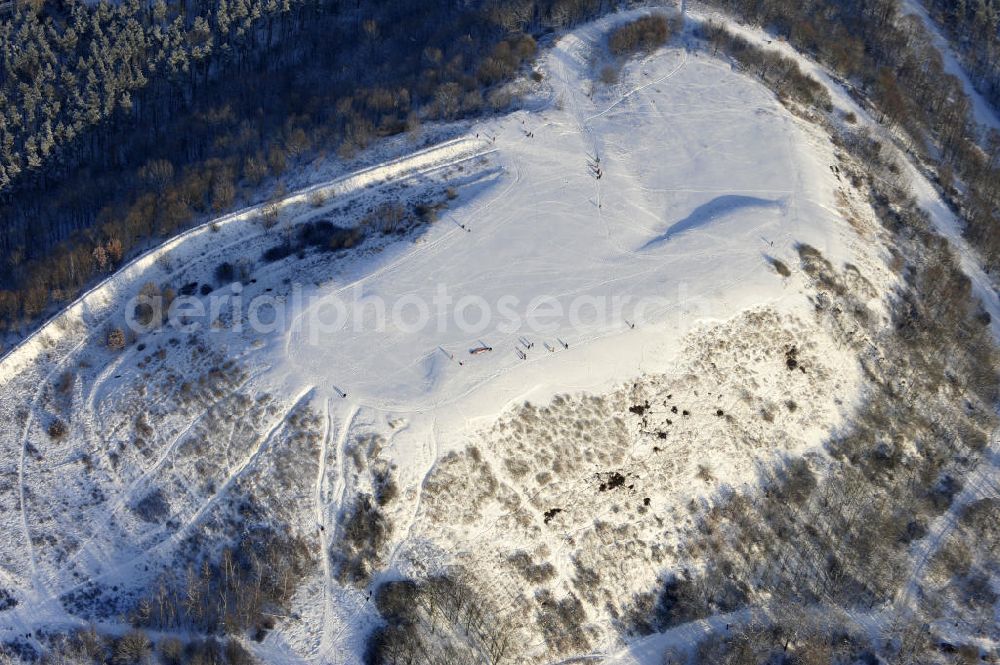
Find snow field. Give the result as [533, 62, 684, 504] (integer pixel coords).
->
[0, 4, 966, 663]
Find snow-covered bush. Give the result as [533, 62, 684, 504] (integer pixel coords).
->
[334, 493, 392, 585]
[107, 327, 127, 351]
[608, 15, 675, 56]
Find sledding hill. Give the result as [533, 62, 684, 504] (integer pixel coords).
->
[2, 5, 991, 665]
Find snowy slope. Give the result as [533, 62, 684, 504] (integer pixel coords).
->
[686, 3, 1000, 333]
[280, 20, 855, 419]
[0, 6, 910, 664]
[272, 19, 876, 658]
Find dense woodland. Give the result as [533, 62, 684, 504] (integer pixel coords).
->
[0, 0, 612, 334]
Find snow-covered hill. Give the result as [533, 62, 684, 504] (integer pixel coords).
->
[0, 5, 975, 664]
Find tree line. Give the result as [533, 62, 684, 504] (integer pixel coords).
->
[0, 0, 614, 335]
[922, 0, 1000, 111]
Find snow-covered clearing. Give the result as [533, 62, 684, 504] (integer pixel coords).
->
[3, 2, 992, 663]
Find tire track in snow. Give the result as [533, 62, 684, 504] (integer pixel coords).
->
[386, 417, 438, 570]
[159, 387, 316, 552]
[331, 405, 360, 512]
[16, 432, 35, 586]
[316, 397, 335, 657]
[49, 386, 315, 603]
[891, 427, 1000, 625]
[48, 368, 266, 588]
[324, 404, 361, 655]
[584, 45, 690, 124]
